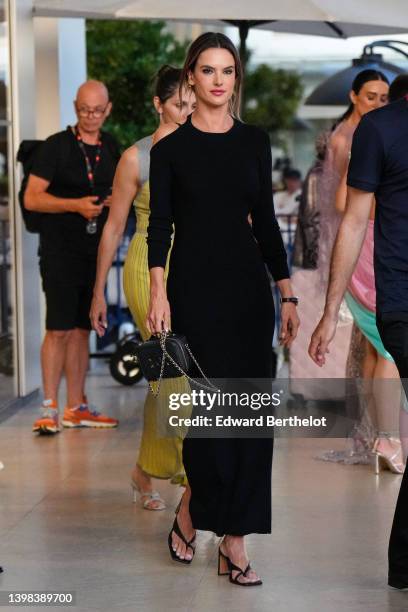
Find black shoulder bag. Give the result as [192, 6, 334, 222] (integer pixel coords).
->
[135, 331, 218, 397]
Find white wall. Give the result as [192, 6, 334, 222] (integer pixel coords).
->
[34, 17, 87, 137]
[33, 18, 60, 137]
[58, 19, 87, 128]
[9, 0, 42, 396]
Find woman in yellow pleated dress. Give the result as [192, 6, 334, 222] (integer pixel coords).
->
[91, 66, 196, 509]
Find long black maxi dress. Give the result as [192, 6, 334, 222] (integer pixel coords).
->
[147, 114, 289, 536]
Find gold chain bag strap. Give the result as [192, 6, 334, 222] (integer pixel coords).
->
[136, 331, 219, 398]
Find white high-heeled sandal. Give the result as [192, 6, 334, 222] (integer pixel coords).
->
[131, 479, 166, 510]
[373, 433, 405, 475]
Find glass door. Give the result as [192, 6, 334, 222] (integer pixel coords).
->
[0, 1, 14, 405]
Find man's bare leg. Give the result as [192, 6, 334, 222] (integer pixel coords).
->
[65, 328, 90, 407]
[63, 328, 118, 429]
[41, 330, 71, 401]
[34, 329, 71, 433]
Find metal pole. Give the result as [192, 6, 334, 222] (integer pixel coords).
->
[222, 20, 274, 114]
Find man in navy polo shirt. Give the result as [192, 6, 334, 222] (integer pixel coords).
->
[309, 89, 408, 589]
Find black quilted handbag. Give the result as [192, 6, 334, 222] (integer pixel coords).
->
[134, 331, 217, 396]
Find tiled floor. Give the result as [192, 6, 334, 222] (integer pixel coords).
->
[0, 369, 408, 611]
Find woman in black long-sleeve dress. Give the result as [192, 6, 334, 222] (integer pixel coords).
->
[147, 33, 299, 586]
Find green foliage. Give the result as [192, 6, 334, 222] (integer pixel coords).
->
[86, 20, 188, 148]
[243, 64, 303, 141]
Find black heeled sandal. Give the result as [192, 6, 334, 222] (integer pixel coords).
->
[217, 547, 230, 576]
[168, 518, 196, 564]
[217, 546, 262, 586]
[168, 502, 196, 564]
[228, 560, 262, 587]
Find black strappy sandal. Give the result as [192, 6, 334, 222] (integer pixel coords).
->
[228, 560, 262, 587]
[218, 546, 262, 586]
[168, 516, 196, 564]
[218, 547, 230, 576]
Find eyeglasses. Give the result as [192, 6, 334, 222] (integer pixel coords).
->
[76, 104, 109, 118]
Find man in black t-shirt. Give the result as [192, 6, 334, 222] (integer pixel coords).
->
[25, 80, 120, 434]
[309, 91, 408, 589]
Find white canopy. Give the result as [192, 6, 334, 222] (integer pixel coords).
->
[33, 0, 408, 38]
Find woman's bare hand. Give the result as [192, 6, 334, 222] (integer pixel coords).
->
[90, 293, 108, 337]
[146, 291, 171, 335]
[279, 303, 300, 348]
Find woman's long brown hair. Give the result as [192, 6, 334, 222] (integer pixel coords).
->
[179, 32, 243, 118]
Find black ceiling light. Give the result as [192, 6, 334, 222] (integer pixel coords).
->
[306, 40, 408, 106]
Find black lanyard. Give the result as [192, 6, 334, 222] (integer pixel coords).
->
[74, 125, 102, 194]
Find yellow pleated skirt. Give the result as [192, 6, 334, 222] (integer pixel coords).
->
[123, 230, 188, 485]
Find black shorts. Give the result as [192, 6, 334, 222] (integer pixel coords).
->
[39, 254, 96, 331]
[42, 281, 93, 331]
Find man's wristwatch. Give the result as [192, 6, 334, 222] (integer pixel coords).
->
[280, 297, 299, 306]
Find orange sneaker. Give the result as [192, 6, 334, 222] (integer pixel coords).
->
[81, 395, 119, 428]
[32, 400, 60, 435]
[62, 403, 119, 428]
